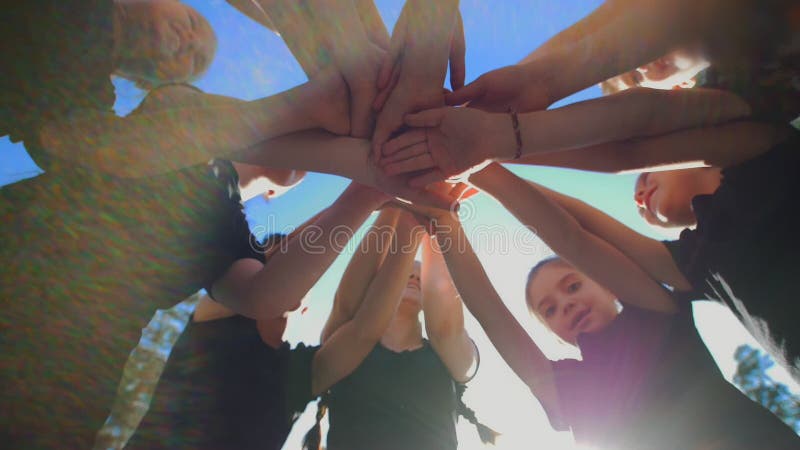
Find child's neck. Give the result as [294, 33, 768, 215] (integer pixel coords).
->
[381, 314, 423, 352]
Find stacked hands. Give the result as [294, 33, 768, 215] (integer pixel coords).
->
[301, 0, 514, 212]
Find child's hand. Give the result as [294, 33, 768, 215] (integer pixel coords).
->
[445, 64, 551, 112]
[367, 168, 465, 211]
[305, 68, 351, 136]
[336, 42, 386, 138]
[340, 182, 393, 209]
[378, 107, 502, 187]
[387, 182, 476, 230]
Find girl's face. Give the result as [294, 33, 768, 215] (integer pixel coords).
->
[611, 49, 708, 91]
[634, 168, 720, 228]
[399, 262, 423, 313]
[115, 0, 216, 85]
[527, 262, 619, 344]
[635, 50, 708, 89]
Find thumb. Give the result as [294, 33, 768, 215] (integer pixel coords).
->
[404, 109, 445, 128]
[445, 79, 484, 106]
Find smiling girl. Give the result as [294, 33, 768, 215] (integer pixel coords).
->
[419, 163, 800, 449]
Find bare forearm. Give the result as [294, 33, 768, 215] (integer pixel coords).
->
[532, 180, 690, 290]
[422, 235, 465, 339]
[256, 188, 385, 306]
[256, 0, 326, 75]
[400, 0, 460, 84]
[352, 217, 423, 337]
[226, 0, 277, 32]
[313, 217, 423, 394]
[354, 0, 388, 47]
[436, 218, 559, 404]
[306, 0, 371, 56]
[43, 85, 315, 177]
[515, 119, 784, 174]
[234, 130, 371, 182]
[322, 208, 401, 341]
[472, 165, 677, 312]
[519, 0, 623, 65]
[489, 88, 750, 161]
[523, 2, 683, 104]
[421, 234, 475, 381]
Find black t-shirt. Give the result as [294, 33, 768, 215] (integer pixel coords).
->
[550, 304, 799, 450]
[698, 0, 800, 124]
[663, 131, 800, 381]
[326, 341, 459, 450]
[0, 156, 265, 447]
[127, 315, 318, 450]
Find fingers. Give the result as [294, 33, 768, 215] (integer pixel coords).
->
[371, 108, 404, 158]
[382, 153, 436, 176]
[404, 109, 445, 128]
[372, 61, 401, 111]
[380, 143, 428, 166]
[381, 129, 427, 156]
[349, 84, 377, 138]
[449, 10, 466, 91]
[445, 78, 484, 106]
[409, 169, 448, 189]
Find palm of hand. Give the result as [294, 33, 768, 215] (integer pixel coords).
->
[428, 109, 492, 177]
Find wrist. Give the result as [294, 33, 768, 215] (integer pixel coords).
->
[519, 59, 556, 108]
[431, 214, 462, 245]
[469, 162, 504, 188]
[340, 183, 387, 208]
[486, 113, 520, 162]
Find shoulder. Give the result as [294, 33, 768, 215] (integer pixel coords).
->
[132, 84, 206, 114]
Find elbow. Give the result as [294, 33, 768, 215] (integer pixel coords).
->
[426, 317, 458, 342]
[245, 291, 302, 320]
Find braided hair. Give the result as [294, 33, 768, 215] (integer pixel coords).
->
[302, 396, 328, 450]
[456, 383, 500, 445]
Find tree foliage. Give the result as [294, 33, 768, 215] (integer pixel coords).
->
[732, 344, 800, 433]
[94, 295, 200, 450]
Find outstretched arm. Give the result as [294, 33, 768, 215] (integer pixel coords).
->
[41, 74, 348, 177]
[470, 164, 678, 313]
[381, 87, 751, 185]
[255, 0, 389, 137]
[226, 0, 278, 33]
[212, 183, 389, 319]
[312, 212, 425, 394]
[515, 120, 791, 172]
[431, 213, 563, 426]
[321, 207, 401, 341]
[421, 234, 477, 383]
[524, 178, 691, 291]
[447, 0, 727, 110]
[233, 130, 461, 210]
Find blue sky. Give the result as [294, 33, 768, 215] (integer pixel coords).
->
[2, 1, 796, 448]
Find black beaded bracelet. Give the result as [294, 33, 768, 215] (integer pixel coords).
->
[507, 107, 522, 159]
